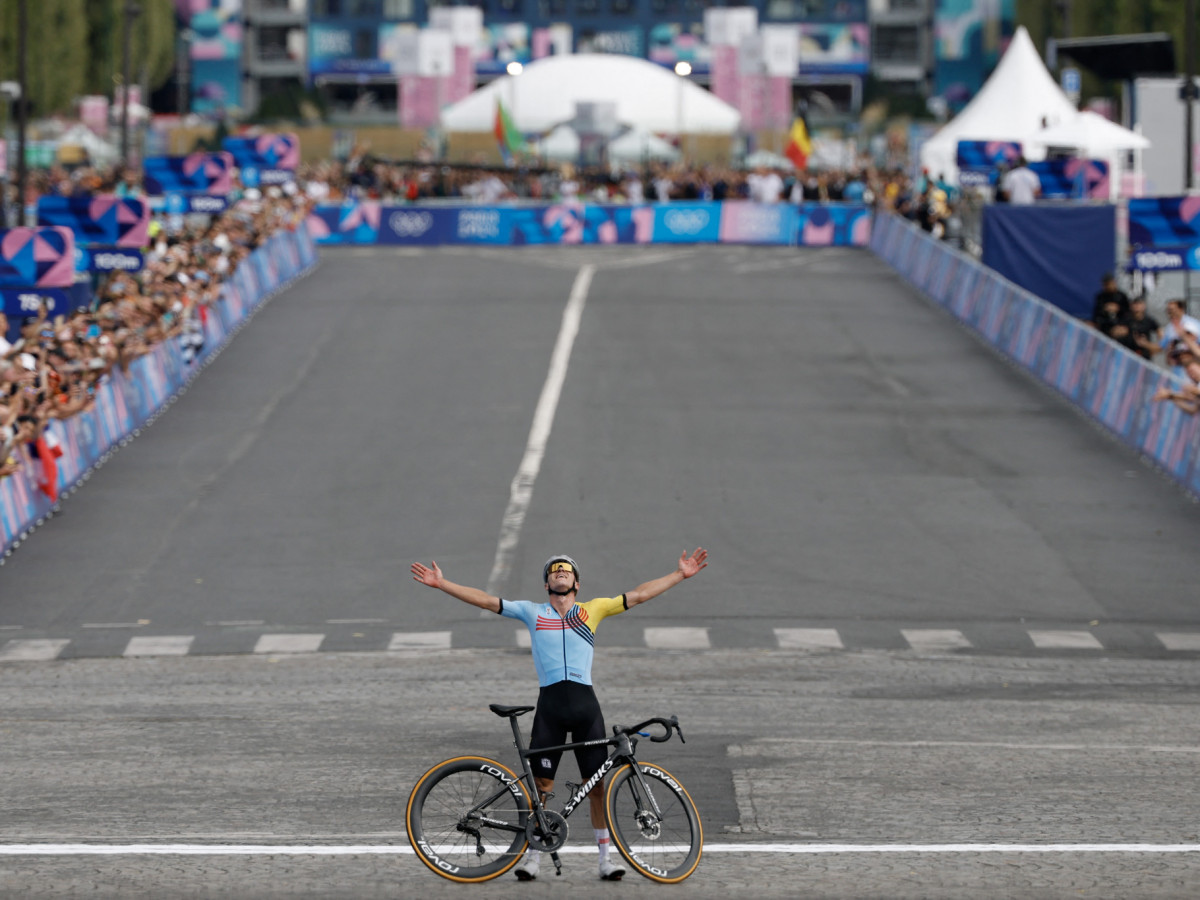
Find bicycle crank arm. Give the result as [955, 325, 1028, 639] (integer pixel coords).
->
[551, 850, 563, 876]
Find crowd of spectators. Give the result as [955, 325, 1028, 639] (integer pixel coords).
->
[1, 167, 312, 489]
[297, 151, 916, 210]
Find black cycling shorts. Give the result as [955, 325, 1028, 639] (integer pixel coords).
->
[529, 680, 606, 782]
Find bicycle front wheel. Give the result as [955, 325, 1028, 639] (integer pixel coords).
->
[604, 761, 703, 883]
[406, 756, 532, 883]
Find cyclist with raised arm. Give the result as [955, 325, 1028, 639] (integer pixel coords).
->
[410, 547, 708, 881]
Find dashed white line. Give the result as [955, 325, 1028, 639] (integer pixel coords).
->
[387, 631, 451, 651]
[902, 629, 972, 652]
[253, 634, 324, 654]
[1028, 630, 1103, 649]
[0, 639, 69, 661]
[644, 627, 710, 649]
[124, 636, 195, 657]
[775, 628, 844, 650]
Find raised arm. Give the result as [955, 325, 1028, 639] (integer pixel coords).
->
[624, 548, 708, 608]
[410, 560, 501, 613]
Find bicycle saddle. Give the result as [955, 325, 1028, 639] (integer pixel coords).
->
[489, 703, 535, 718]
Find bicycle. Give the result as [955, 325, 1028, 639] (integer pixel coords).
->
[406, 702, 703, 884]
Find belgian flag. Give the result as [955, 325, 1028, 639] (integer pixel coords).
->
[784, 113, 812, 171]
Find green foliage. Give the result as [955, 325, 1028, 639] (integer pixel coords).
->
[0, 0, 175, 116]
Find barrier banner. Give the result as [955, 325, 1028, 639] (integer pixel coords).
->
[1028, 158, 1109, 200]
[0, 227, 76, 288]
[222, 133, 299, 186]
[871, 211, 1200, 498]
[0, 287, 72, 319]
[0, 223, 318, 555]
[956, 140, 1022, 187]
[143, 152, 236, 196]
[36, 197, 149, 248]
[1127, 196, 1200, 271]
[77, 247, 145, 273]
[313, 201, 872, 248]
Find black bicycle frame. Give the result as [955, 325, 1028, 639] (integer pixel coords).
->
[504, 715, 662, 831]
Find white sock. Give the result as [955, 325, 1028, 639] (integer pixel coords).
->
[595, 828, 610, 862]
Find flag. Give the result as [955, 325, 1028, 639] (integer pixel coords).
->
[31, 431, 61, 502]
[784, 114, 812, 171]
[493, 99, 525, 162]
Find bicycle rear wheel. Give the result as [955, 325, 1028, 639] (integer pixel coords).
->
[406, 756, 532, 882]
[604, 761, 703, 883]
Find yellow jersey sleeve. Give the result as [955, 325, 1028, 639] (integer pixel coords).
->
[578, 595, 628, 635]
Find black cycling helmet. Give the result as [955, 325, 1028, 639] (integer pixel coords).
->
[542, 554, 580, 584]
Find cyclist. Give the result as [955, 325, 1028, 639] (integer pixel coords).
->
[410, 547, 708, 881]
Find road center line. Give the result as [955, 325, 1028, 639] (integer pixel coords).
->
[486, 264, 595, 597]
[2, 843, 1199, 856]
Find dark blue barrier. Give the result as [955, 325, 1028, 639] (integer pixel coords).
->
[143, 153, 236, 196]
[871, 212, 1200, 497]
[36, 197, 149, 248]
[981, 204, 1115, 319]
[0, 223, 318, 556]
[308, 201, 873, 248]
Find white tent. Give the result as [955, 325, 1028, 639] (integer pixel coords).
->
[607, 129, 680, 164]
[440, 53, 741, 135]
[919, 26, 1079, 183]
[1032, 110, 1151, 155]
[533, 124, 581, 162]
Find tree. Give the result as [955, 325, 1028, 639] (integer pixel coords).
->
[0, 0, 88, 116]
[84, 0, 177, 103]
[0, 0, 175, 117]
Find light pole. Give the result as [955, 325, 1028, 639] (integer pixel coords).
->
[506, 59, 523, 133]
[16, 0, 27, 225]
[1186, 0, 1196, 192]
[674, 60, 691, 160]
[177, 28, 195, 116]
[119, 0, 142, 169]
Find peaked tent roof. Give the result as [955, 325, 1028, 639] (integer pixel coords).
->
[920, 26, 1079, 182]
[440, 54, 741, 135]
[1031, 110, 1151, 155]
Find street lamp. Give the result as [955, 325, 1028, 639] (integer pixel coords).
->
[674, 61, 691, 159]
[15, 0, 27, 225]
[506, 61, 523, 145]
[119, 0, 142, 169]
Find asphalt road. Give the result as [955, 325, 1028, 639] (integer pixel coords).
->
[2, 244, 1200, 897]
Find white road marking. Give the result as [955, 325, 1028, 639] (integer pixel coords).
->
[327, 618, 387, 625]
[644, 626, 710, 649]
[1156, 632, 1200, 650]
[902, 629, 972, 652]
[486, 264, 595, 596]
[253, 634, 324, 654]
[386, 631, 451, 651]
[124, 636, 194, 657]
[774, 628, 843, 650]
[0, 639, 70, 661]
[1028, 630, 1103, 649]
[730, 737, 1200, 755]
[1, 842, 1198, 856]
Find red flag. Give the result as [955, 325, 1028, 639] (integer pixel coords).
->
[32, 434, 59, 502]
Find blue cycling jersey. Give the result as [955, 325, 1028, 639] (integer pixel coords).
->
[498, 595, 628, 687]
